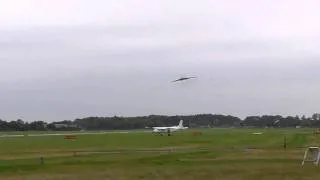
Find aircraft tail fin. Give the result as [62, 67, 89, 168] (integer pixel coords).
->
[178, 120, 183, 127]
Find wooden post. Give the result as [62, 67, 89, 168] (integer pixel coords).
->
[284, 136, 287, 151]
[40, 155, 44, 165]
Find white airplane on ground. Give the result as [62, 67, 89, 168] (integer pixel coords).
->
[152, 120, 188, 135]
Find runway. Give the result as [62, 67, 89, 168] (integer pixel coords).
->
[0, 130, 151, 138]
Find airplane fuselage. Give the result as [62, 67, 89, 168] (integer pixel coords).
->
[172, 76, 196, 82]
[151, 120, 188, 135]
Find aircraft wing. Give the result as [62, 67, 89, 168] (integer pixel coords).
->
[172, 79, 182, 82]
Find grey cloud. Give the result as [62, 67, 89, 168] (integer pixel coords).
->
[1, 46, 320, 121]
[1, 0, 320, 121]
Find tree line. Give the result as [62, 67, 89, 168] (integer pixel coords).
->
[0, 113, 320, 131]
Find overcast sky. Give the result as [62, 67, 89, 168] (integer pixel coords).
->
[1, 0, 320, 122]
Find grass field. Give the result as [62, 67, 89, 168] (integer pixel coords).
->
[0, 128, 319, 180]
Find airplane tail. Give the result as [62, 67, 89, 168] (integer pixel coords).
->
[178, 120, 183, 127]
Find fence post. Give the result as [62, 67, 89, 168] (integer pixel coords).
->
[40, 155, 44, 165]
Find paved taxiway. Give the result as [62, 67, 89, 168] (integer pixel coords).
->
[0, 130, 152, 138]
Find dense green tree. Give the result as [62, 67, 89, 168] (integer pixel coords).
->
[0, 113, 319, 131]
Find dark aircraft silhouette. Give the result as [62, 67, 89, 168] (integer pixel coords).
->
[172, 76, 197, 82]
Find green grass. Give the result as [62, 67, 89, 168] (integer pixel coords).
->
[0, 128, 319, 179]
